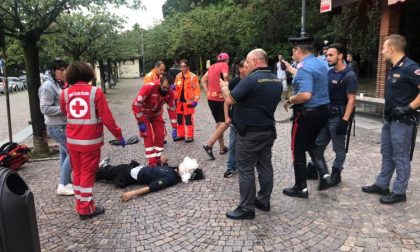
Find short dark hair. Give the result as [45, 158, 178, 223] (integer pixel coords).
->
[50, 59, 68, 71]
[328, 43, 347, 59]
[180, 59, 189, 67]
[190, 168, 205, 181]
[386, 34, 406, 52]
[65, 61, 95, 85]
[160, 73, 170, 85]
[154, 61, 164, 68]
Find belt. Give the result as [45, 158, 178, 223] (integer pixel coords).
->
[302, 104, 328, 112]
[246, 125, 275, 132]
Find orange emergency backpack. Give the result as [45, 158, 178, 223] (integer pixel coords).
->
[0, 142, 30, 171]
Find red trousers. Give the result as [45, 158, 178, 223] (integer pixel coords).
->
[69, 149, 100, 215]
[141, 115, 165, 166]
[176, 102, 195, 138]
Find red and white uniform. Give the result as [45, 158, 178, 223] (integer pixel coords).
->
[132, 80, 176, 166]
[60, 82, 122, 215]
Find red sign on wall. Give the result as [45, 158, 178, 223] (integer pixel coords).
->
[320, 0, 332, 13]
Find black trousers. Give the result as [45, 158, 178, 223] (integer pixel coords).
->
[291, 106, 329, 186]
[95, 160, 139, 188]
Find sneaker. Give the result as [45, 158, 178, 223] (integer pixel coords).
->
[99, 157, 110, 169]
[224, 168, 236, 178]
[57, 184, 74, 196]
[79, 205, 105, 220]
[185, 138, 194, 143]
[203, 145, 215, 160]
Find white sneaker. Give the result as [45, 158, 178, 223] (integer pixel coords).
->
[99, 157, 111, 169]
[56, 184, 74, 196]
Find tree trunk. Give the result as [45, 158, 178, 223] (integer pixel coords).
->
[22, 37, 49, 156]
[107, 59, 112, 89]
[99, 59, 106, 94]
[90, 60, 96, 86]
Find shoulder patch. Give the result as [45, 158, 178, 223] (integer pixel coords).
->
[297, 62, 304, 69]
[415, 69, 420, 76]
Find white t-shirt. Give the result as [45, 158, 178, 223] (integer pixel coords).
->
[130, 165, 145, 180]
[276, 62, 286, 79]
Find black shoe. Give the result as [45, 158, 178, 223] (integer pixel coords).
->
[203, 145, 215, 160]
[318, 176, 333, 191]
[283, 186, 308, 198]
[306, 162, 318, 180]
[226, 206, 255, 220]
[224, 168, 236, 178]
[380, 192, 406, 204]
[219, 147, 228, 155]
[255, 199, 270, 212]
[173, 136, 185, 142]
[79, 205, 105, 220]
[185, 138, 194, 143]
[362, 184, 390, 195]
[330, 167, 342, 187]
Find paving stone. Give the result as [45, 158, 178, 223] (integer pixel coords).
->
[12, 79, 420, 251]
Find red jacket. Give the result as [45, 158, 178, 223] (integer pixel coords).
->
[60, 82, 123, 152]
[132, 81, 177, 128]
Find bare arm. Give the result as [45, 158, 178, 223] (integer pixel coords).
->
[342, 93, 356, 121]
[201, 71, 209, 93]
[121, 187, 150, 202]
[224, 101, 231, 124]
[409, 86, 420, 109]
[282, 60, 297, 75]
[220, 80, 234, 105]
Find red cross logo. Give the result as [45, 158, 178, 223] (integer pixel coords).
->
[69, 98, 88, 118]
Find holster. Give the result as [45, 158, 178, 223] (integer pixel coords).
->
[384, 108, 416, 125]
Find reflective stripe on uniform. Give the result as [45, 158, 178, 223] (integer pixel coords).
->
[136, 112, 143, 118]
[170, 119, 177, 124]
[67, 136, 104, 145]
[168, 106, 176, 111]
[146, 153, 157, 158]
[145, 147, 154, 151]
[75, 194, 92, 202]
[154, 146, 163, 151]
[73, 185, 93, 193]
[155, 152, 162, 157]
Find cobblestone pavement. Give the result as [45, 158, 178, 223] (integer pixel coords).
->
[17, 79, 420, 251]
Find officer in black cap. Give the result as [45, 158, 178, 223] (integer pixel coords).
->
[362, 34, 420, 204]
[281, 36, 332, 198]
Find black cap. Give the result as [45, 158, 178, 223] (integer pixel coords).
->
[288, 36, 314, 46]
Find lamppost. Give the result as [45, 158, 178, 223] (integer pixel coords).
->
[301, 0, 307, 37]
[0, 31, 13, 142]
[141, 32, 145, 76]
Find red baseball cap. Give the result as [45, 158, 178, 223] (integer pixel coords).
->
[217, 53, 230, 61]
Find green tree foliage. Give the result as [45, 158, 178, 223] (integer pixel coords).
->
[0, 0, 141, 155]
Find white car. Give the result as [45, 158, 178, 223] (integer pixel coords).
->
[0, 77, 14, 94]
[8, 77, 25, 91]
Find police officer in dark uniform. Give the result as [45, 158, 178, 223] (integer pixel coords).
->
[362, 34, 420, 204]
[282, 36, 332, 198]
[221, 49, 283, 219]
[307, 43, 358, 186]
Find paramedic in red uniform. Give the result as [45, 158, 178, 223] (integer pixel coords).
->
[132, 74, 177, 166]
[60, 61, 125, 220]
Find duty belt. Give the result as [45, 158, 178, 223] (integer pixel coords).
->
[384, 108, 417, 125]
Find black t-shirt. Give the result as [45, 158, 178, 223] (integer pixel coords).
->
[385, 56, 420, 110]
[328, 66, 358, 107]
[230, 67, 283, 127]
[168, 65, 181, 84]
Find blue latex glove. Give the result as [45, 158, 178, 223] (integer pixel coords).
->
[119, 138, 126, 147]
[170, 84, 176, 91]
[138, 122, 147, 133]
[171, 128, 177, 139]
[191, 101, 198, 107]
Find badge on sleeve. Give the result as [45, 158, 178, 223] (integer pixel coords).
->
[414, 69, 420, 76]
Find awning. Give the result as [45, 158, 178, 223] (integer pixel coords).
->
[388, 0, 406, 5]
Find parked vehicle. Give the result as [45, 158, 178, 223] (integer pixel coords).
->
[19, 75, 27, 89]
[8, 77, 25, 91]
[0, 77, 14, 94]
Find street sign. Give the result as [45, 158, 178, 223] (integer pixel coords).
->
[320, 0, 332, 13]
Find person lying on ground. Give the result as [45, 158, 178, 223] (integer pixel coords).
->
[95, 156, 204, 201]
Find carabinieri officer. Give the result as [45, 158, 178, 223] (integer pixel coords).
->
[282, 36, 332, 198]
[362, 34, 420, 204]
